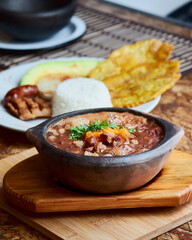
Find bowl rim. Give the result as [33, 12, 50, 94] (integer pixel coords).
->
[26, 107, 184, 165]
[0, 0, 77, 17]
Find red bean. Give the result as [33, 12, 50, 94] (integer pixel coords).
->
[84, 136, 96, 148]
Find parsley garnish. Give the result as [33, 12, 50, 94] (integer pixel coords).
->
[128, 128, 136, 133]
[69, 124, 88, 140]
[69, 119, 136, 140]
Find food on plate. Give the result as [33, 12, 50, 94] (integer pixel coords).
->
[52, 78, 113, 116]
[20, 59, 102, 100]
[4, 85, 52, 120]
[88, 39, 181, 107]
[3, 39, 181, 122]
[46, 111, 163, 156]
[37, 76, 71, 100]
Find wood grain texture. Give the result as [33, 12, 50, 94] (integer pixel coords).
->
[1, 149, 192, 240]
[3, 149, 192, 213]
[0, 127, 32, 160]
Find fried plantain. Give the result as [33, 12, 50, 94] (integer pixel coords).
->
[88, 39, 180, 108]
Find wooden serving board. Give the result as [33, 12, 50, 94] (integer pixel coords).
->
[3, 148, 192, 213]
[0, 148, 192, 240]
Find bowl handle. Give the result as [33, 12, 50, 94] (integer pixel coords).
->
[25, 124, 44, 147]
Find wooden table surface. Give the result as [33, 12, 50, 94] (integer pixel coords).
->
[0, 0, 192, 239]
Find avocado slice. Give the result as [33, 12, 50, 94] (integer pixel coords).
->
[20, 59, 102, 100]
[20, 59, 102, 85]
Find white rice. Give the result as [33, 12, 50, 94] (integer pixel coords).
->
[52, 77, 113, 116]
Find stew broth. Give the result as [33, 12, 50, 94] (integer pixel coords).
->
[45, 112, 164, 156]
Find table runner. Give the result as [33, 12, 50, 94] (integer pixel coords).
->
[0, 4, 192, 75]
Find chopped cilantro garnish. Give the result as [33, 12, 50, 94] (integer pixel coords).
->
[128, 128, 136, 133]
[69, 125, 88, 140]
[69, 119, 136, 140]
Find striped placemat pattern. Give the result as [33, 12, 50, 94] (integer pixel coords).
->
[0, 4, 192, 74]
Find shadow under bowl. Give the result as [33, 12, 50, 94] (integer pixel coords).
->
[26, 107, 184, 194]
[0, 0, 77, 41]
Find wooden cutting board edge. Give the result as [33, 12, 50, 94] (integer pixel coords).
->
[0, 147, 58, 239]
[1, 191, 192, 240]
[0, 194, 62, 240]
[0, 148, 192, 240]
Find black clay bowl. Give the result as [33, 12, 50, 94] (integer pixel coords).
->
[26, 108, 184, 194]
[0, 0, 77, 41]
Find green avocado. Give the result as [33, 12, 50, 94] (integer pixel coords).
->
[20, 59, 102, 86]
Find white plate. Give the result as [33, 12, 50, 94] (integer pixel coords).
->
[0, 58, 161, 132]
[0, 16, 86, 51]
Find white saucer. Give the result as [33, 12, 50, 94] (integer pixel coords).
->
[0, 16, 86, 51]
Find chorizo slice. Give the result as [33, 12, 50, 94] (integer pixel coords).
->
[4, 85, 52, 120]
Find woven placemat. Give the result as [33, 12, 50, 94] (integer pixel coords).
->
[0, 4, 192, 75]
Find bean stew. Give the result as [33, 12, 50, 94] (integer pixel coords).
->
[45, 112, 164, 156]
